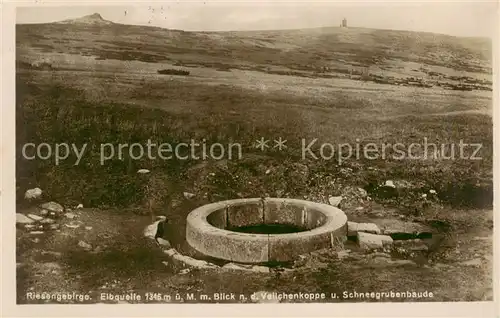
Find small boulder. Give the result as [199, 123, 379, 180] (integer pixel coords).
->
[40, 218, 55, 224]
[223, 263, 252, 271]
[251, 265, 270, 273]
[328, 196, 343, 207]
[16, 213, 34, 224]
[64, 212, 77, 219]
[143, 220, 163, 239]
[460, 258, 482, 267]
[392, 180, 413, 189]
[375, 218, 433, 239]
[357, 232, 393, 251]
[156, 238, 171, 248]
[183, 192, 195, 199]
[137, 169, 150, 174]
[39, 202, 64, 214]
[27, 214, 43, 221]
[76, 204, 84, 209]
[64, 222, 80, 229]
[49, 224, 60, 230]
[348, 221, 381, 236]
[24, 188, 42, 200]
[29, 231, 44, 235]
[78, 241, 92, 250]
[357, 187, 368, 198]
[384, 180, 396, 188]
[39, 209, 48, 216]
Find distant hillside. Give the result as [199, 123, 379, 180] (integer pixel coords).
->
[16, 13, 492, 79]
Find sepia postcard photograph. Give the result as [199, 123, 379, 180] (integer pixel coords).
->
[1, 0, 499, 317]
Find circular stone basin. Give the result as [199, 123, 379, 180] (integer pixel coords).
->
[186, 198, 348, 264]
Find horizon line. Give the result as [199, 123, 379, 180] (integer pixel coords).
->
[15, 13, 492, 40]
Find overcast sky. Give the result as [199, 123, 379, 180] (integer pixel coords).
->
[16, 1, 497, 38]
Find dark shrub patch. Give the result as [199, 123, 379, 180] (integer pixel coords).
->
[157, 69, 190, 76]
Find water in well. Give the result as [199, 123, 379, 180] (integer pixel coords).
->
[227, 223, 308, 234]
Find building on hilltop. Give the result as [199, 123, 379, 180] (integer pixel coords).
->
[341, 18, 347, 28]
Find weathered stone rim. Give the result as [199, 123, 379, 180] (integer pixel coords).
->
[186, 198, 348, 263]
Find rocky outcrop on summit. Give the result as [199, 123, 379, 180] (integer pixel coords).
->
[56, 13, 114, 25]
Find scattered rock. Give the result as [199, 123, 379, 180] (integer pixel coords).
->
[40, 202, 64, 214]
[370, 257, 417, 267]
[422, 194, 427, 198]
[460, 258, 482, 267]
[31, 238, 40, 243]
[85, 226, 93, 231]
[27, 214, 44, 221]
[41, 251, 62, 257]
[384, 180, 396, 188]
[347, 221, 381, 236]
[183, 192, 195, 199]
[355, 207, 364, 211]
[392, 180, 413, 189]
[336, 250, 351, 259]
[357, 232, 393, 251]
[251, 265, 270, 273]
[16, 213, 35, 224]
[429, 189, 437, 194]
[49, 224, 60, 230]
[78, 241, 92, 250]
[265, 169, 271, 175]
[357, 187, 368, 198]
[433, 263, 453, 270]
[369, 252, 391, 258]
[64, 212, 77, 219]
[393, 239, 429, 252]
[163, 248, 218, 269]
[24, 224, 35, 229]
[137, 169, 150, 174]
[156, 238, 171, 248]
[328, 196, 343, 207]
[29, 231, 44, 235]
[375, 219, 433, 239]
[39, 209, 48, 216]
[223, 263, 252, 270]
[143, 220, 163, 239]
[25, 187, 43, 200]
[222, 263, 270, 273]
[179, 269, 190, 275]
[472, 236, 490, 241]
[64, 222, 81, 229]
[76, 204, 84, 209]
[40, 218, 55, 224]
